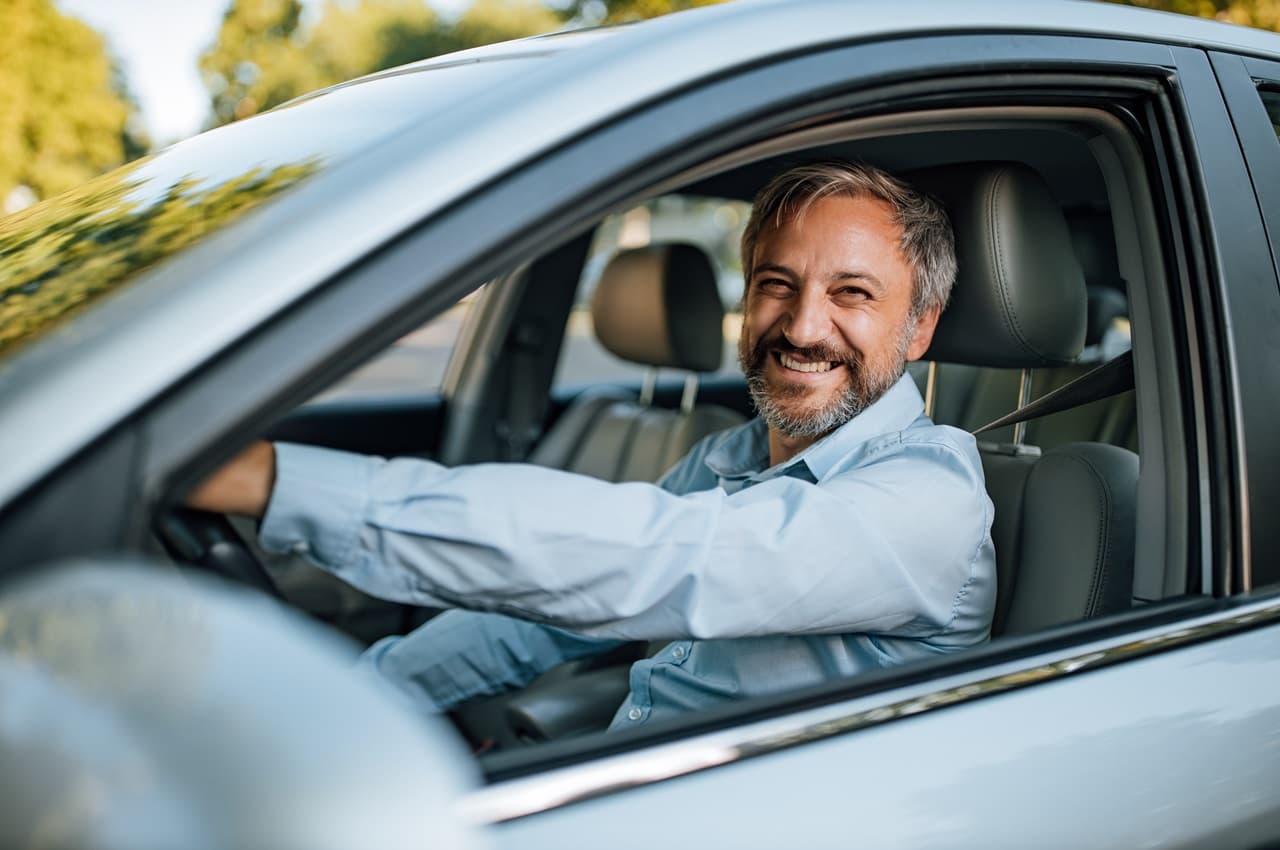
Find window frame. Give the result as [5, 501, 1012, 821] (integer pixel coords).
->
[462, 48, 1248, 812]
[1202, 51, 1280, 589]
[123, 31, 1263, 814]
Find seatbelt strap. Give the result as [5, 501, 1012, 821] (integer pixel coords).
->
[496, 322, 545, 461]
[973, 350, 1134, 435]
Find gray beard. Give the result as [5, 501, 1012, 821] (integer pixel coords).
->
[740, 328, 912, 439]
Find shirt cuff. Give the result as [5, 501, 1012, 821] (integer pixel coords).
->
[259, 442, 379, 570]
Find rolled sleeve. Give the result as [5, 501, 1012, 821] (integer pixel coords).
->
[255, 433, 992, 644]
[260, 442, 381, 571]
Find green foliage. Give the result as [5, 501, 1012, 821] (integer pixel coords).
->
[199, 0, 313, 125]
[450, 0, 563, 49]
[556, 0, 728, 24]
[306, 0, 443, 81]
[201, 0, 562, 127]
[0, 0, 143, 203]
[1103, 0, 1280, 29]
[0, 159, 319, 359]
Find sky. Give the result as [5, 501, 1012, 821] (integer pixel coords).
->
[57, 0, 469, 147]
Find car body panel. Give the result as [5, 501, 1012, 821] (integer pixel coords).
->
[3, 2, 1280, 846]
[491, 610, 1280, 849]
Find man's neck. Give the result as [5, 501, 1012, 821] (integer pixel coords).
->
[767, 429, 824, 467]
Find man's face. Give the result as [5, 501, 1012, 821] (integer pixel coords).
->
[738, 193, 940, 438]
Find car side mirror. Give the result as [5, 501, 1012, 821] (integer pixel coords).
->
[0, 559, 488, 850]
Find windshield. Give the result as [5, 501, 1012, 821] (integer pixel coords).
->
[0, 56, 539, 364]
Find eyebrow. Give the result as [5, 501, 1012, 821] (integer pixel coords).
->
[753, 262, 886, 293]
[833, 270, 886, 293]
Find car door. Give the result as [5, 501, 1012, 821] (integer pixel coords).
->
[448, 30, 1280, 850]
[6, 5, 1278, 848]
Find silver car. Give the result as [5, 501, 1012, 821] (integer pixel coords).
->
[3, 1, 1280, 847]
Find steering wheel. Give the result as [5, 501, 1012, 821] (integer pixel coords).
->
[155, 508, 282, 598]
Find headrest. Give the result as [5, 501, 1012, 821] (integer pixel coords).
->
[591, 242, 725, 372]
[915, 163, 1088, 368]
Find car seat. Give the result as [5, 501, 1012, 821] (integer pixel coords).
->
[911, 162, 1139, 636]
[529, 242, 745, 481]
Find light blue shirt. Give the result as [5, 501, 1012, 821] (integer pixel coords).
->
[260, 374, 996, 729]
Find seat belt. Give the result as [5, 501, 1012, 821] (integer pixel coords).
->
[496, 321, 546, 461]
[973, 350, 1134, 435]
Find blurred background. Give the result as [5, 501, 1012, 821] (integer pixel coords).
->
[1, 0, 1277, 214]
[0, 0, 731, 215]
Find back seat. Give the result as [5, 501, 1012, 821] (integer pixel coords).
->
[530, 242, 745, 481]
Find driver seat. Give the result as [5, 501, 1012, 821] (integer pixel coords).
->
[910, 162, 1139, 636]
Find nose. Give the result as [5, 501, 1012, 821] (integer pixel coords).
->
[782, 288, 832, 349]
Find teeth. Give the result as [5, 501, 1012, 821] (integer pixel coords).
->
[779, 353, 834, 373]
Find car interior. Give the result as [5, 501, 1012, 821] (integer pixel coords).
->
[164, 99, 1193, 767]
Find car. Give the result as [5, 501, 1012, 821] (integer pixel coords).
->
[3, 0, 1280, 846]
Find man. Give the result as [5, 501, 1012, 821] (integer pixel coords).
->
[191, 161, 996, 730]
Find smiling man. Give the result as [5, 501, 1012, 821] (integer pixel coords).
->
[191, 161, 996, 730]
[738, 165, 947, 467]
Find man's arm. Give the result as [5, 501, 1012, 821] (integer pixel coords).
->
[188, 442, 629, 709]
[252, 439, 994, 644]
[187, 440, 276, 518]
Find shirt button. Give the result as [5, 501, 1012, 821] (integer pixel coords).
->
[672, 646, 686, 659]
[627, 707, 642, 721]
[290, 542, 310, 555]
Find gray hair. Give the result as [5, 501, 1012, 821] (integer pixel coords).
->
[740, 161, 956, 318]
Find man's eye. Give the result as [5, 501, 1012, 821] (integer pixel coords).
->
[757, 278, 792, 293]
[836, 286, 870, 300]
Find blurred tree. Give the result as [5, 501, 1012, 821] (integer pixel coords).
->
[199, 0, 317, 125]
[556, 0, 727, 24]
[202, 0, 560, 127]
[1104, 0, 1280, 29]
[0, 0, 142, 205]
[450, 0, 562, 49]
[306, 0, 443, 81]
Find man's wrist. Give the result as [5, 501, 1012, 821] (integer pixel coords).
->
[187, 440, 277, 518]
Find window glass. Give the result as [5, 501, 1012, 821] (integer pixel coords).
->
[553, 195, 750, 389]
[308, 289, 482, 403]
[1258, 88, 1280, 139]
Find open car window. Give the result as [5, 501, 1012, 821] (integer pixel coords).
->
[253, 97, 1186, 783]
[308, 288, 484, 404]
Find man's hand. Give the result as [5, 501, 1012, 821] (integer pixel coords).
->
[186, 440, 277, 519]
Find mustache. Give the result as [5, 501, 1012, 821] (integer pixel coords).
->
[744, 329, 860, 371]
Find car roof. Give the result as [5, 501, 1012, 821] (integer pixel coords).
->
[2, 0, 1277, 505]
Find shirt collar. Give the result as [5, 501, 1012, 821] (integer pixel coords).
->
[706, 372, 926, 483]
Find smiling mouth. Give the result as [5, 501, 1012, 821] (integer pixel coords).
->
[776, 352, 839, 373]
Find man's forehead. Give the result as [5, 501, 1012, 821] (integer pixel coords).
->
[754, 193, 906, 261]
[770, 191, 898, 231]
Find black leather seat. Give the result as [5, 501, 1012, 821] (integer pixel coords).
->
[912, 162, 1139, 636]
[912, 220, 1137, 452]
[530, 242, 745, 482]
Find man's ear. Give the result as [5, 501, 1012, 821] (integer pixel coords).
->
[905, 306, 942, 361]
